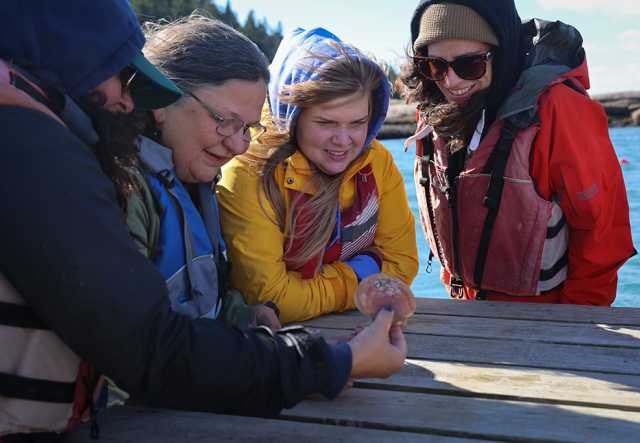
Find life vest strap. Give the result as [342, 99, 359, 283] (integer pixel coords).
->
[0, 301, 48, 329]
[473, 122, 517, 288]
[0, 372, 75, 403]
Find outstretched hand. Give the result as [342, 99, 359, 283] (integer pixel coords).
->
[347, 306, 407, 379]
[254, 304, 282, 331]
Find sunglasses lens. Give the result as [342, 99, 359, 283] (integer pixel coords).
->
[426, 58, 449, 80]
[415, 53, 490, 81]
[452, 56, 487, 80]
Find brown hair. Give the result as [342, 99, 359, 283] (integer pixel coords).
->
[142, 14, 269, 94]
[76, 96, 145, 209]
[246, 44, 383, 270]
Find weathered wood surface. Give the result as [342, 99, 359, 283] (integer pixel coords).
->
[68, 298, 640, 442]
[285, 388, 640, 443]
[360, 360, 640, 410]
[68, 407, 484, 443]
[307, 298, 640, 325]
[308, 311, 640, 347]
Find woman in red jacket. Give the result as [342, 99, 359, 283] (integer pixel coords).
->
[400, 0, 635, 305]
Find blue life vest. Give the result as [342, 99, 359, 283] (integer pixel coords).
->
[138, 137, 225, 319]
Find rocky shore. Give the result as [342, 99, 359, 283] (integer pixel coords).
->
[379, 91, 640, 139]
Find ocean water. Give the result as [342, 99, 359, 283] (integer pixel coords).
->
[385, 127, 640, 307]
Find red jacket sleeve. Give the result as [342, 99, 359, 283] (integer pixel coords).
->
[530, 84, 635, 306]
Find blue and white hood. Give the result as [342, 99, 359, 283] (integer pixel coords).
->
[268, 27, 391, 148]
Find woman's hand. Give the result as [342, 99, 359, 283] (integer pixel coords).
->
[254, 304, 282, 331]
[347, 306, 407, 378]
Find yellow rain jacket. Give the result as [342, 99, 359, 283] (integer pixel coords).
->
[218, 140, 419, 324]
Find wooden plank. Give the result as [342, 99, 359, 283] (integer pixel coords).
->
[409, 298, 640, 325]
[286, 387, 640, 443]
[67, 406, 487, 443]
[306, 313, 640, 347]
[311, 327, 640, 375]
[357, 359, 640, 410]
[315, 299, 640, 325]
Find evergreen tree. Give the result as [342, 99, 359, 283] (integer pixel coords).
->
[130, 0, 283, 61]
[243, 10, 258, 40]
[260, 19, 283, 61]
[221, 1, 240, 29]
[132, 0, 221, 21]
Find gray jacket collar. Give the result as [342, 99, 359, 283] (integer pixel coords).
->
[138, 135, 175, 174]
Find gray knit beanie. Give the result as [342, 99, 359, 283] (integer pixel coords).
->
[413, 3, 499, 52]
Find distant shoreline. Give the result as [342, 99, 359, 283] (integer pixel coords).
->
[380, 92, 640, 139]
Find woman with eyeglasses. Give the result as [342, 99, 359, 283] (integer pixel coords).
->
[400, 0, 634, 305]
[217, 28, 419, 324]
[124, 16, 280, 329]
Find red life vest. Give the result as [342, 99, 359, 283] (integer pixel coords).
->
[285, 165, 379, 279]
[0, 59, 103, 439]
[415, 114, 569, 297]
[414, 47, 598, 298]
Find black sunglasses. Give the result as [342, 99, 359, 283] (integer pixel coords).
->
[413, 51, 493, 81]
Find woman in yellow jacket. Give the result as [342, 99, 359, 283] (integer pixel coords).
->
[218, 27, 418, 323]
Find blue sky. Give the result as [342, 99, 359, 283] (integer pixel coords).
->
[225, 0, 640, 95]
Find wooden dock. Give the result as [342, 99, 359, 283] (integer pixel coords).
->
[69, 298, 640, 442]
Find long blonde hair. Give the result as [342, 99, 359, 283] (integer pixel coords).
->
[246, 45, 383, 270]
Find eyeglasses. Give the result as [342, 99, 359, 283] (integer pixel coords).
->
[413, 51, 493, 81]
[119, 66, 138, 91]
[187, 91, 266, 142]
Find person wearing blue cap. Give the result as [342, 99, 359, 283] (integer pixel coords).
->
[218, 28, 419, 324]
[0, 2, 406, 440]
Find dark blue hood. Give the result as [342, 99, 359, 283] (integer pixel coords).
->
[0, 0, 145, 98]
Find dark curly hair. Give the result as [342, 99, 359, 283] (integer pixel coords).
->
[76, 95, 146, 209]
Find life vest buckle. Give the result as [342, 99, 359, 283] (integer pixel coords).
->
[483, 195, 498, 209]
[157, 169, 175, 188]
[449, 276, 465, 299]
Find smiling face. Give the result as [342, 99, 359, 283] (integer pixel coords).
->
[295, 91, 370, 176]
[153, 79, 266, 183]
[427, 39, 493, 104]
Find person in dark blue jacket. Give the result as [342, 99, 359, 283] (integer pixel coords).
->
[0, 1, 406, 440]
